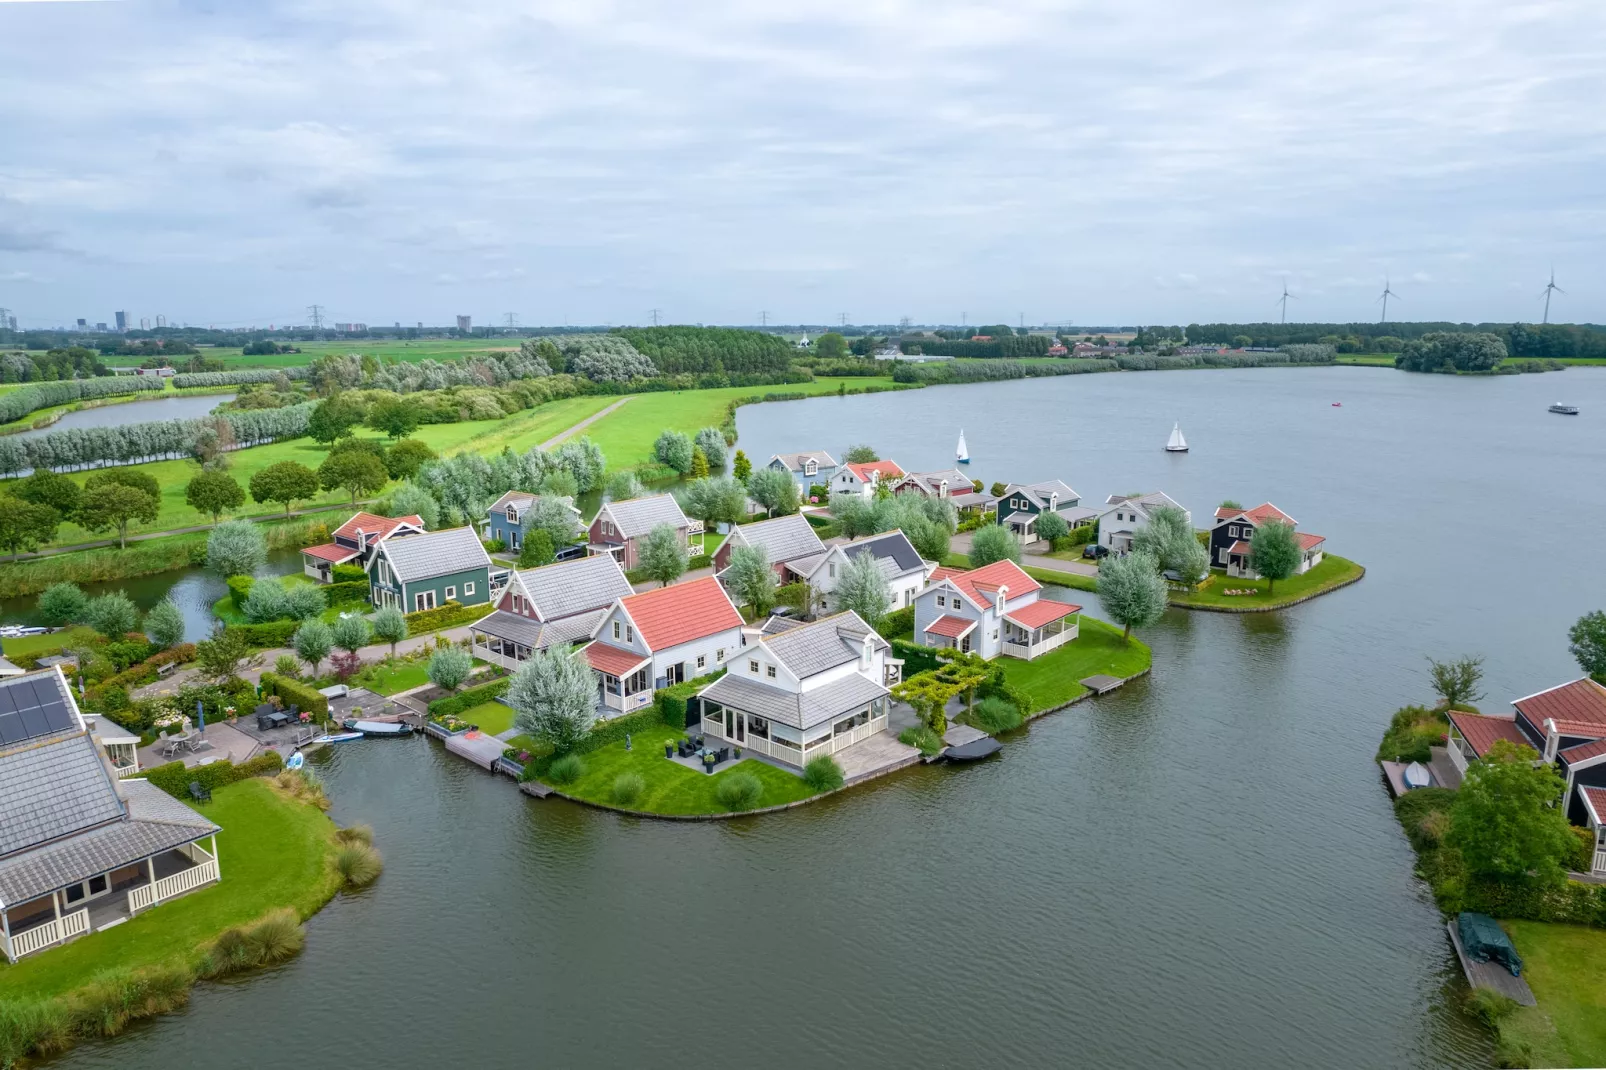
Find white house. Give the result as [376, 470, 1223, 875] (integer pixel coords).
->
[831, 460, 905, 499]
[911, 559, 1081, 661]
[580, 576, 745, 717]
[695, 612, 899, 770]
[1096, 491, 1191, 554]
[469, 554, 635, 670]
[799, 529, 933, 612]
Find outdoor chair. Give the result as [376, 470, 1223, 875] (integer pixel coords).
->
[718, 748, 729, 763]
[188, 781, 211, 803]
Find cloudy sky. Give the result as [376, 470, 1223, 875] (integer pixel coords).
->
[1, 0, 1603, 329]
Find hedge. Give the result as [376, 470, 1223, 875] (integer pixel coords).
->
[226, 620, 300, 648]
[325, 580, 370, 608]
[227, 575, 256, 610]
[891, 637, 942, 675]
[259, 672, 329, 716]
[427, 677, 510, 718]
[141, 750, 285, 798]
[83, 644, 197, 707]
[776, 582, 808, 610]
[170, 367, 308, 389]
[331, 563, 367, 583]
[404, 600, 490, 634]
[657, 692, 687, 729]
[881, 606, 914, 640]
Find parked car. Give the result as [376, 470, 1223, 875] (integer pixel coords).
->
[1082, 544, 1109, 559]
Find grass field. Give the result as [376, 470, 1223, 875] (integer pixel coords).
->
[1168, 554, 1363, 610]
[0, 778, 340, 1002]
[543, 723, 816, 815]
[1502, 920, 1606, 1068]
[351, 660, 431, 695]
[1, 626, 95, 658]
[994, 616, 1151, 713]
[553, 378, 902, 470]
[1335, 354, 1398, 366]
[454, 699, 515, 736]
[213, 339, 524, 370]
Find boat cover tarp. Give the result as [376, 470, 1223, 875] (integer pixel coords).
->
[1458, 912, 1523, 976]
[945, 738, 1002, 762]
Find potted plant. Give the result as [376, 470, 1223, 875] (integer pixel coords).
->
[665, 741, 676, 759]
[703, 753, 715, 774]
[734, 747, 742, 759]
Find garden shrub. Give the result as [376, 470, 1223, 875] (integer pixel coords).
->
[82, 643, 197, 708]
[1464, 988, 1518, 1027]
[1567, 826, 1596, 873]
[404, 600, 488, 633]
[324, 580, 370, 608]
[142, 751, 284, 799]
[970, 696, 1024, 734]
[803, 755, 845, 792]
[715, 773, 763, 810]
[610, 772, 646, 806]
[334, 843, 384, 888]
[259, 672, 329, 716]
[898, 725, 944, 756]
[547, 754, 585, 785]
[227, 574, 256, 610]
[657, 692, 687, 730]
[890, 637, 941, 675]
[520, 707, 665, 779]
[225, 620, 300, 648]
[1375, 704, 1449, 763]
[427, 677, 510, 717]
[880, 606, 914, 640]
[331, 563, 368, 583]
[775, 582, 808, 610]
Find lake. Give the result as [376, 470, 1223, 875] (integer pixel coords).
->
[47, 366, 1606, 1068]
[9, 391, 234, 441]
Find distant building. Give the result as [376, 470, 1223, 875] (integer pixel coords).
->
[95, 323, 106, 331]
[334, 323, 366, 333]
[114, 311, 127, 332]
[156, 315, 166, 328]
[76, 318, 87, 328]
[456, 315, 472, 332]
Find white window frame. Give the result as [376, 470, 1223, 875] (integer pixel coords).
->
[444, 586, 456, 601]
[697, 654, 706, 669]
[464, 582, 475, 596]
[766, 664, 776, 679]
[613, 621, 621, 640]
[716, 648, 725, 662]
[749, 659, 759, 674]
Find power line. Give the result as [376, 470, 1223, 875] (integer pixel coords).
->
[306, 304, 325, 329]
[759, 311, 769, 327]
[648, 308, 661, 326]
[504, 312, 519, 330]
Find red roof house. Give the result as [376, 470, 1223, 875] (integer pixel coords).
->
[581, 576, 745, 715]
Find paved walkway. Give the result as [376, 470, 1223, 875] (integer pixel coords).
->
[950, 531, 1097, 579]
[539, 396, 632, 450]
[630, 565, 713, 593]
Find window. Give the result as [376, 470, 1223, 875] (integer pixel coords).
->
[464, 582, 475, 596]
[829, 563, 836, 578]
[805, 460, 817, 475]
[749, 659, 759, 673]
[766, 664, 776, 679]
[697, 654, 706, 669]
[445, 586, 456, 600]
[716, 648, 725, 661]
[626, 625, 634, 644]
[612, 621, 621, 640]
[936, 594, 946, 608]
[506, 507, 519, 524]
[414, 591, 436, 612]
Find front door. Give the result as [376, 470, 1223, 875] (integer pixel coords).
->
[667, 662, 685, 686]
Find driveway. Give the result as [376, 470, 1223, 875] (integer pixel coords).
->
[950, 531, 1097, 578]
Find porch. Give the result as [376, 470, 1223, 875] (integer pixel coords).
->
[470, 611, 538, 672]
[1000, 602, 1081, 661]
[1, 841, 220, 963]
[698, 696, 889, 772]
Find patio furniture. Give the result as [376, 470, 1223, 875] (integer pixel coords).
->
[717, 747, 729, 763]
[162, 732, 193, 758]
[188, 781, 211, 803]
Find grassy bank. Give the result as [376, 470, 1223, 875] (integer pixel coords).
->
[1503, 921, 1606, 1067]
[541, 723, 816, 815]
[994, 616, 1151, 713]
[1167, 555, 1364, 610]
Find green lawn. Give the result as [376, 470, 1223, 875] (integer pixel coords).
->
[993, 616, 1151, 714]
[940, 552, 1098, 593]
[1334, 354, 1398, 366]
[352, 660, 431, 695]
[1503, 921, 1606, 1068]
[543, 723, 816, 815]
[555, 378, 903, 470]
[0, 778, 340, 1002]
[1168, 554, 1363, 610]
[453, 699, 514, 736]
[213, 338, 525, 369]
[1, 626, 96, 658]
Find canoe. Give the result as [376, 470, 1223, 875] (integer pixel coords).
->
[342, 719, 413, 737]
[312, 732, 364, 744]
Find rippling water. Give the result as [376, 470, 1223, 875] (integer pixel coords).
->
[52, 366, 1606, 1068]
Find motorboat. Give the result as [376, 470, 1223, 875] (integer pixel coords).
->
[312, 731, 364, 744]
[1164, 423, 1188, 453]
[1402, 761, 1432, 790]
[1549, 403, 1579, 415]
[342, 719, 413, 737]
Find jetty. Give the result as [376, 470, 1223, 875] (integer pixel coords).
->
[1446, 921, 1535, 1006]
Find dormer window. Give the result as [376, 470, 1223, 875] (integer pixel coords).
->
[506, 507, 519, 524]
[804, 460, 817, 476]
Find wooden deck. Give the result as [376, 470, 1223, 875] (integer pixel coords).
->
[1078, 674, 1125, 694]
[1447, 921, 1536, 1006]
[443, 730, 509, 771]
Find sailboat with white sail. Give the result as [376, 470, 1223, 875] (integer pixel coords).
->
[1165, 423, 1188, 453]
[956, 429, 970, 464]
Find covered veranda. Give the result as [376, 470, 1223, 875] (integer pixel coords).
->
[1001, 600, 1081, 660]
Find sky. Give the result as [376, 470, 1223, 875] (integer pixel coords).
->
[1, 0, 1603, 330]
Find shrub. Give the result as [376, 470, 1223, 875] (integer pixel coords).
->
[1375, 704, 1449, 763]
[610, 772, 646, 806]
[404, 599, 487, 634]
[890, 637, 942, 675]
[427, 677, 510, 718]
[547, 754, 586, 785]
[334, 824, 374, 846]
[715, 773, 763, 810]
[898, 725, 944, 757]
[803, 755, 845, 792]
[37, 581, 88, 625]
[273, 766, 330, 810]
[273, 654, 301, 677]
[242, 908, 305, 963]
[881, 606, 914, 640]
[1464, 987, 1518, 1027]
[970, 695, 1024, 734]
[225, 620, 300, 647]
[658, 692, 688, 730]
[259, 672, 329, 716]
[334, 843, 384, 888]
[141, 750, 284, 799]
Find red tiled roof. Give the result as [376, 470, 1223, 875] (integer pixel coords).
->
[1004, 599, 1082, 629]
[1215, 502, 1295, 525]
[302, 543, 359, 564]
[924, 614, 977, 639]
[1296, 532, 1325, 550]
[943, 559, 1041, 610]
[582, 642, 650, 677]
[1581, 786, 1606, 826]
[619, 576, 742, 651]
[1447, 711, 1528, 758]
[1513, 678, 1606, 737]
[928, 566, 968, 583]
[1559, 738, 1606, 766]
[845, 460, 905, 483]
[333, 511, 423, 542]
[1228, 540, 1251, 555]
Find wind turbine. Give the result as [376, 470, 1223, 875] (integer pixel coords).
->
[1277, 277, 1295, 324]
[1541, 269, 1564, 324]
[1377, 277, 1399, 323]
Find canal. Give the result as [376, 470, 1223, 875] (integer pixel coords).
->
[49, 366, 1606, 1068]
[8, 391, 234, 441]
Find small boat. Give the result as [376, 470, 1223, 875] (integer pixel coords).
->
[285, 752, 305, 771]
[311, 731, 363, 744]
[1549, 403, 1579, 415]
[1164, 422, 1188, 453]
[944, 737, 1002, 762]
[342, 719, 413, 737]
[1402, 761, 1432, 790]
[1331, 402, 1342, 407]
[956, 429, 970, 464]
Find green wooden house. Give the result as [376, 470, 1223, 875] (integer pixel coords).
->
[368, 527, 496, 613]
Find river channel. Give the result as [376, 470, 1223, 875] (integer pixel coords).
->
[9, 391, 234, 441]
[50, 366, 1606, 1068]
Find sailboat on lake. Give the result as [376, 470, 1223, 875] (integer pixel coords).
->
[956, 429, 971, 465]
[1165, 423, 1189, 453]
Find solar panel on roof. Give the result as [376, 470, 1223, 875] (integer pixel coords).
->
[0, 674, 74, 745]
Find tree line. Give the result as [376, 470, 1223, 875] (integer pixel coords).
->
[613, 326, 795, 377]
[0, 402, 314, 475]
[0, 375, 166, 425]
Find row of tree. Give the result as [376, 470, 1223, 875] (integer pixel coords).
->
[0, 374, 164, 425]
[1394, 332, 1508, 373]
[0, 403, 314, 475]
[614, 326, 795, 377]
[172, 367, 308, 389]
[0, 346, 110, 384]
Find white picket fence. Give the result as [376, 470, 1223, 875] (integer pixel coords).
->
[5, 908, 89, 960]
[128, 858, 219, 914]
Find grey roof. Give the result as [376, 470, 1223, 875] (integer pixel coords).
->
[471, 610, 545, 648]
[0, 658, 22, 678]
[471, 607, 605, 650]
[726, 514, 825, 565]
[786, 551, 830, 578]
[1103, 490, 1186, 514]
[377, 527, 492, 583]
[1005, 479, 1081, 510]
[488, 490, 537, 514]
[0, 779, 218, 908]
[88, 716, 140, 745]
[0, 731, 124, 861]
[768, 451, 838, 473]
[518, 555, 633, 621]
[899, 468, 971, 493]
[763, 611, 889, 680]
[841, 529, 925, 576]
[700, 669, 889, 730]
[601, 494, 689, 539]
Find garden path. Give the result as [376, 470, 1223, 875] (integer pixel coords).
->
[538, 396, 632, 450]
[950, 531, 1097, 578]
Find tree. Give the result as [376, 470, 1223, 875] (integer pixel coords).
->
[370, 605, 409, 661]
[1247, 520, 1302, 593]
[1167, 534, 1209, 587]
[969, 524, 1021, 567]
[529, 495, 582, 546]
[1568, 611, 1606, 679]
[604, 470, 643, 502]
[1034, 510, 1069, 543]
[250, 461, 320, 518]
[206, 519, 267, 577]
[0, 496, 59, 559]
[77, 483, 157, 549]
[145, 598, 186, 649]
[332, 614, 371, 654]
[747, 467, 799, 517]
[1098, 551, 1168, 640]
[689, 446, 710, 479]
[693, 427, 727, 471]
[1131, 504, 1191, 562]
[86, 591, 140, 638]
[307, 394, 365, 444]
[638, 523, 689, 587]
[242, 579, 291, 622]
[508, 646, 597, 754]
[384, 483, 440, 528]
[552, 437, 606, 493]
[835, 550, 891, 629]
[1219, 499, 1243, 510]
[1427, 655, 1486, 709]
[1396, 332, 1508, 373]
[831, 495, 878, 540]
[84, 468, 160, 503]
[653, 429, 695, 475]
[843, 444, 879, 463]
[384, 438, 436, 480]
[989, 481, 1007, 498]
[185, 469, 245, 524]
[540, 469, 580, 498]
[38, 582, 88, 626]
[366, 395, 422, 439]
[680, 476, 748, 529]
[724, 545, 777, 615]
[319, 450, 389, 506]
[732, 449, 752, 482]
[814, 332, 848, 360]
[194, 627, 250, 682]
[293, 619, 334, 676]
[284, 583, 327, 620]
[518, 529, 556, 568]
[15, 470, 81, 518]
[427, 643, 473, 693]
[1448, 740, 1574, 888]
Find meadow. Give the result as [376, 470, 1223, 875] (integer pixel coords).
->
[211, 338, 524, 370]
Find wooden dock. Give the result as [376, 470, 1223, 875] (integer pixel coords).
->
[1079, 674, 1125, 695]
[1446, 921, 1536, 1006]
[443, 730, 509, 771]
